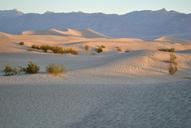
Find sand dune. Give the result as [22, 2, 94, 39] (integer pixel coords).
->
[22, 28, 109, 38]
[0, 31, 191, 83]
[73, 50, 190, 77]
[0, 31, 191, 128]
[2, 31, 191, 53]
[0, 32, 25, 52]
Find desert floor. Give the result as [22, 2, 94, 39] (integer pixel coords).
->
[0, 32, 191, 128]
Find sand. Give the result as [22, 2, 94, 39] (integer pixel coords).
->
[0, 32, 191, 128]
[0, 31, 190, 88]
[22, 28, 109, 38]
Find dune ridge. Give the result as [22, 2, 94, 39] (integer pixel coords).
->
[22, 28, 109, 38]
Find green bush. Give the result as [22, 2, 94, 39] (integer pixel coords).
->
[25, 61, 40, 74]
[19, 42, 24, 45]
[158, 48, 175, 52]
[47, 64, 65, 75]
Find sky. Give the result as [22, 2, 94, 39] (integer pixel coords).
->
[0, 0, 190, 14]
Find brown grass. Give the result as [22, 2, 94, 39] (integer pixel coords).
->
[47, 64, 65, 75]
[168, 53, 178, 75]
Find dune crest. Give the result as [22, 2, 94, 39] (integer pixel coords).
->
[22, 28, 109, 38]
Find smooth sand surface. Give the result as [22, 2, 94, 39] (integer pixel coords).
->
[0, 32, 191, 128]
[0, 82, 191, 128]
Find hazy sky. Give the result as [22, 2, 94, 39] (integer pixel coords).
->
[0, 0, 190, 14]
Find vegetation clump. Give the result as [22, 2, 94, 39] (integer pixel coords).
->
[2, 62, 67, 76]
[158, 48, 175, 52]
[84, 45, 89, 51]
[116, 46, 122, 52]
[95, 46, 103, 53]
[62, 48, 78, 55]
[31, 45, 40, 50]
[31, 44, 78, 55]
[19, 42, 24, 45]
[40, 45, 51, 52]
[47, 64, 65, 75]
[3, 65, 26, 76]
[168, 54, 178, 75]
[25, 61, 40, 74]
[124, 49, 130, 53]
[100, 45, 106, 48]
[3, 65, 17, 76]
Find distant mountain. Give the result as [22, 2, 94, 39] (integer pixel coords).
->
[0, 9, 190, 39]
[0, 9, 23, 18]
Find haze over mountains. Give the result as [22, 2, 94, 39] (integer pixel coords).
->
[0, 9, 191, 39]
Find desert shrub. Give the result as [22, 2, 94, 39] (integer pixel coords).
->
[158, 48, 175, 52]
[49, 46, 78, 55]
[63, 48, 78, 55]
[31, 45, 40, 50]
[169, 63, 178, 75]
[47, 64, 65, 75]
[3, 65, 28, 76]
[84, 45, 89, 51]
[19, 42, 24, 45]
[25, 61, 40, 74]
[168, 54, 178, 75]
[116, 47, 122, 52]
[95, 47, 103, 53]
[170, 54, 177, 63]
[31, 44, 78, 55]
[124, 49, 130, 53]
[50, 46, 64, 54]
[3, 65, 17, 76]
[2, 63, 39, 76]
[100, 45, 106, 48]
[40, 45, 51, 52]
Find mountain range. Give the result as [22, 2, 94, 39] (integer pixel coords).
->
[0, 9, 191, 39]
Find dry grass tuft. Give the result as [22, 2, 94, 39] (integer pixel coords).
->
[168, 54, 178, 75]
[158, 48, 175, 52]
[116, 47, 122, 52]
[25, 61, 40, 74]
[31, 44, 78, 55]
[95, 47, 103, 53]
[19, 42, 24, 45]
[47, 64, 65, 75]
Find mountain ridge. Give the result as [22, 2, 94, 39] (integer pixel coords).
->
[0, 8, 189, 15]
[0, 9, 190, 39]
